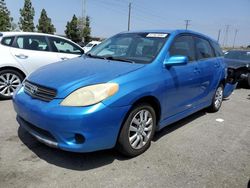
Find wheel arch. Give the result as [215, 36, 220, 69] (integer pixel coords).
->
[116, 95, 162, 145]
[130, 96, 162, 125]
[0, 66, 26, 79]
[220, 78, 226, 87]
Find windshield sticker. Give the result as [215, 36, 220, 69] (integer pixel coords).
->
[146, 33, 168, 38]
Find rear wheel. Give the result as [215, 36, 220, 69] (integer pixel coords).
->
[117, 103, 156, 157]
[0, 69, 24, 100]
[208, 84, 224, 112]
[247, 74, 250, 88]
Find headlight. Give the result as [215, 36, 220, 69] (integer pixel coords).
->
[61, 83, 119, 107]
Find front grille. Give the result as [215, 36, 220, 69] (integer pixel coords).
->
[24, 81, 57, 102]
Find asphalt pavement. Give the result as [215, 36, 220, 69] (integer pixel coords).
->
[0, 88, 249, 188]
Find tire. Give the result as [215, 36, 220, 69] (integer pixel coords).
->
[117, 103, 156, 157]
[247, 74, 250, 88]
[208, 84, 224, 112]
[0, 69, 24, 100]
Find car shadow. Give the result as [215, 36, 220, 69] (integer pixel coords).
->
[153, 109, 206, 142]
[247, 94, 250, 100]
[17, 126, 128, 171]
[17, 109, 207, 170]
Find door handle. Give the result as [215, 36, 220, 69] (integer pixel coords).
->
[214, 62, 220, 68]
[61, 57, 69, 60]
[194, 67, 201, 73]
[15, 54, 28, 59]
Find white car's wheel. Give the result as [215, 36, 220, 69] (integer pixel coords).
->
[0, 70, 24, 99]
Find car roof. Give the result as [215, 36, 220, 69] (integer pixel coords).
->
[0, 31, 83, 48]
[0, 31, 71, 41]
[119, 29, 217, 43]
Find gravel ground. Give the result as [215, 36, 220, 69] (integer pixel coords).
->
[0, 88, 249, 188]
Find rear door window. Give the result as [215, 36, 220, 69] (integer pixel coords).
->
[169, 35, 196, 61]
[49, 37, 83, 55]
[15, 35, 49, 51]
[194, 37, 215, 60]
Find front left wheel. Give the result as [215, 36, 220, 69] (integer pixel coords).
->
[0, 69, 24, 100]
[117, 103, 156, 157]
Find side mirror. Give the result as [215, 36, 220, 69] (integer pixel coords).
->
[164, 55, 188, 66]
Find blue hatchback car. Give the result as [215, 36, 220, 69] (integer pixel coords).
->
[13, 30, 236, 157]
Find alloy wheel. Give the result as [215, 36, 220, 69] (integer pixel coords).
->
[128, 109, 153, 150]
[0, 73, 22, 97]
[214, 86, 223, 109]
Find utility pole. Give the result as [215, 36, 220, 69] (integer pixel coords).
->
[217, 29, 221, 43]
[233, 29, 238, 48]
[82, 0, 86, 42]
[184, 20, 191, 30]
[128, 2, 132, 31]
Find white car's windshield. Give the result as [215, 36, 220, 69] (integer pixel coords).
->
[87, 32, 168, 64]
[85, 43, 94, 47]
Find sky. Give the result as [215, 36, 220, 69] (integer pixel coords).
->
[5, 0, 250, 47]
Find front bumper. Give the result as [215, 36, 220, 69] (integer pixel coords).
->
[13, 87, 130, 152]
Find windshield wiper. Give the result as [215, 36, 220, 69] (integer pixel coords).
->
[85, 53, 106, 60]
[104, 56, 135, 64]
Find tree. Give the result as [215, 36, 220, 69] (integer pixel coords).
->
[0, 0, 12, 31]
[82, 16, 91, 43]
[19, 0, 35, 32]
[37, 9, 56, 34]
[65, 15, 81, 43]
[77, 16, 91, 43]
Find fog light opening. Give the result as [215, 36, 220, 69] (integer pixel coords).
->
[75, 134, 85, 144]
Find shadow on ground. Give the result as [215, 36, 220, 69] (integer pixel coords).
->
[18, 109, 206, 170]
[153, 109, 206, 141]
[18, 126, 126, 171]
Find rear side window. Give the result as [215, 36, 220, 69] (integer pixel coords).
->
[49, 37, 83, 55]
[15, 35, 49, 51]
[211, 41, 223, 57]
[1, 36, 15, 46]
[195, 37, 214, 59]
[169, 35, 195, 61]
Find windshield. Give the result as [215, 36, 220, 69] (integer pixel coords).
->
[85, 43, 94, 47]
[225, 51, 250, 61]
[87, 32, 168, 64]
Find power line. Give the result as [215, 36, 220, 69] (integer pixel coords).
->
[91, 0, 165, 30]
[184, 20, 191, 30]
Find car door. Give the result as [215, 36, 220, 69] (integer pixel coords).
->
[163, 35, 203, 118]
[48, 37, 84, 61]
[10, 35, 59, 74]
[194, 36, 221, 103]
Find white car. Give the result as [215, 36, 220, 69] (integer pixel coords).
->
[83, 41, 101, 53]
[0, 32, 84, 99]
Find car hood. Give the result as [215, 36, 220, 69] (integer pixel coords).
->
[27, 57, 145, 98]
[225, 58, 250, 70]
